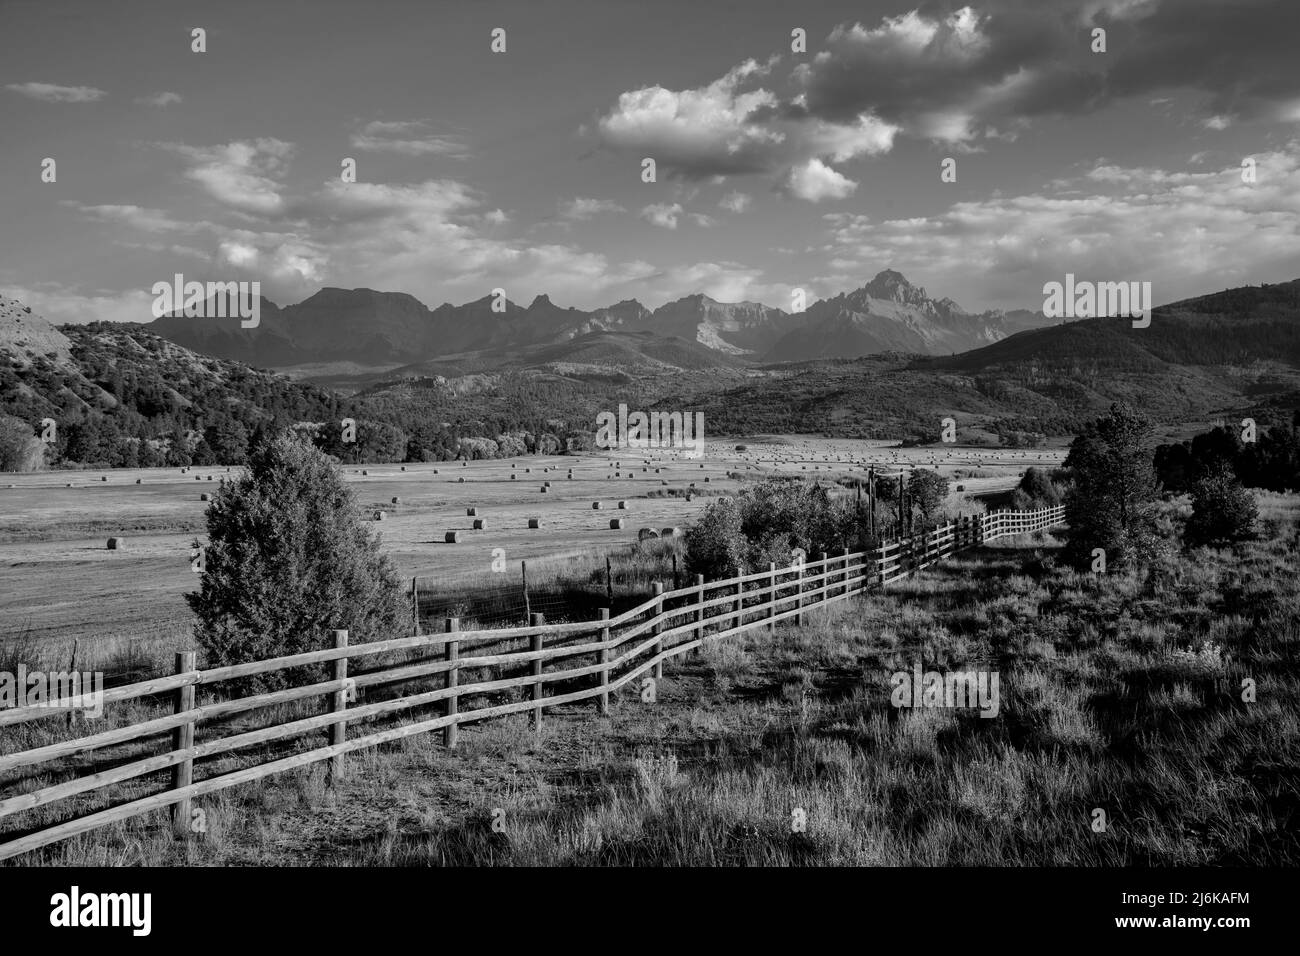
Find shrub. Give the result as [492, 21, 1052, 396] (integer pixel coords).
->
[684, 497, 746, 579]
[1062, 403, 1163, 569]
[907, 469, 950, 523]
[1185, 461, 1257, 547]
[186, 436, 409, 689]
[1016, 467, 1061, 507]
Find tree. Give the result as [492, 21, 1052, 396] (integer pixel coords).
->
[0, 415, 46, 471]
[1063, 403, 1162, 568]
[683, 497, 747, 580]
[1185, 461, 1257, 547]
[907, 468, 950, 524]
[1013, 466, 1061, 508]
[186, 436, 409, 689]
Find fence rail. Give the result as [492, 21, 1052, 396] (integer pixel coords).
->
[0, 504, 1065, 861]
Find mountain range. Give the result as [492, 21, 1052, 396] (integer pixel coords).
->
[145, 270, 1056, 372]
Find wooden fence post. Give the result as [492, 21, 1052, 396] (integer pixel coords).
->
[795, 558, 804, 626]
[522, 561, 531, 625]
[411, 577, 419, 636]
[597, 609, 610, 714]
[329, 629, 348, 785]
[818, 552, 828, 607]
[444, 618, 459, 748]
[695, 574, 706, 653]
[652, 582, 665, 679]
[171, 651, 195, 837]
[841, 546, 851, 595]
[768, 562, 777, 632]
[530, 612, 544, 729]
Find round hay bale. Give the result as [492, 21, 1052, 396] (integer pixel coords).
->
[445, 531, 462, 543]
[135, 478, 142, 484]
[704, 476, 711, 482]
[617, 500, 627, 509]
[196, 476, 202, 481]
[660, 527, 680, 539]
[391, 496, 400, 504]
[374, 510, 386, 521]
[544, 480, 552, 487]
[200, 493, 211, 501]
[661, 479, 668, 485]
[101, 476, 107, 482]
[207, 476, 214, 481]
[511, 463, 516, 468]
[592, 501, 603, 509]
[527, 518, 541, 529]
[956, 484, 966, 492]
[467, 507, 477, 516]
[609, 518, 626, 529]
[401, 466, 406, 471]
[540, 486, 549, 493]
[472, 518, 487, 530]
[106, 537, 124, 550]
[525, 468, 531, 473]
[66, 482, 73, 488]
[458, 477, 466, 483]
[511, 474, 517, 480]
[462, 461, 467, 466]
[362, 470, 368, 476]
[433, 469, 439, 474]
[638, 528, 659, 542]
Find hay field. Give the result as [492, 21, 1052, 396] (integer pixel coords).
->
[0, 436, 1066, 661]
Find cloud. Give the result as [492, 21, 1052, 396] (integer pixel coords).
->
[6, 82, 106, 103]
[560, 197, 626, 220]
[719, 191, 751, 213]
[63, 203, 191, 234]
[3, 284, 155, 325]
[640, 202, 684, 229]
[350, 120, 468, 157]
[822, 142, 1300, 309]
[594, 58, 897, 200]
[136, 91, 182, 107]
[157, 138, 294, 216]
[597, 59, 783, 178]
[597, 0, 1300, 191]
[780, 159, 857, 202]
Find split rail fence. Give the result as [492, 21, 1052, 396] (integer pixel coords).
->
[0, 504, 1065, 861]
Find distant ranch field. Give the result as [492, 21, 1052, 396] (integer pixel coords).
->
[0, 436, 1067, 660]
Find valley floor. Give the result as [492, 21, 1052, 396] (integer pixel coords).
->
[12, 505, 1297, 866]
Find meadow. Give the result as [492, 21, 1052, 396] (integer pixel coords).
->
[5, 492, 1293, 866]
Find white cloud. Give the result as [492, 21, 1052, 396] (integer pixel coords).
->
[640, 202, 684, 229]
[781, 159, 857, 202]
[560, 197, 626, 220]
[719, 191, 751, 213]
[5, 82, 106, 103]
[136, 91, 182, 107]
[158, 138, 294, 216]
[350, 120, 468, 157]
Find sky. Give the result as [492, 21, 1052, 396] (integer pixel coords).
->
[2, 0, 1298, 325]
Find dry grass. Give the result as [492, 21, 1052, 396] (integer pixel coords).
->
[7, 494, 1296, 866]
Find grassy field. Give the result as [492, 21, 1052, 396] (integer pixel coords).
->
[8, 492, 1295, 866]
[0, 436, 1065, 662]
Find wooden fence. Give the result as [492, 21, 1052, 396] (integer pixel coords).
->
[0, 504, 1065, 861]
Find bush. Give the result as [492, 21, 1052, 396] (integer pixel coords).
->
[907, 468, 949, 523]
[684, 479, 869, 580]
[186, 436, 409, 689]
[1185, 461, 1257, 547]
[1063, 403, 1163, 569]
[1016, 466, 1061, 507]
[683, 497, 746, 580]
